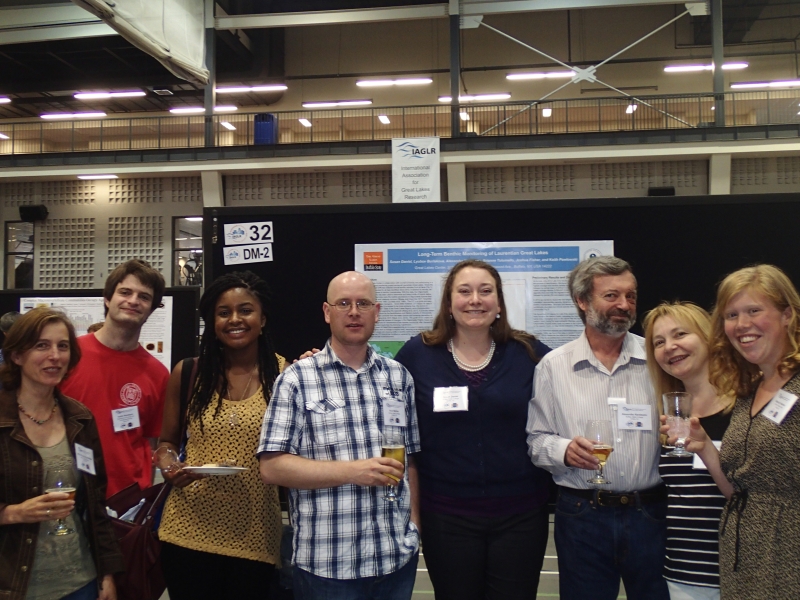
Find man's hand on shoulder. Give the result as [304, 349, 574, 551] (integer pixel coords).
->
[565, 436, 600, 471]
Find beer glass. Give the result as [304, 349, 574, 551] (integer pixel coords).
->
[381, 429, 405, 502]
[44, 467, 76, 536]
[663, 392, 693, 457]
[585, 420, 614, 485]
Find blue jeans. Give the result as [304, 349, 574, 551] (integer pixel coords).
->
[61, 579, 96, 600]
[554, 488, 669, 600]
[293, 552, 418, 600]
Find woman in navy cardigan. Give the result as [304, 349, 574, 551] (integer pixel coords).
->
[395, 259, 552, 600]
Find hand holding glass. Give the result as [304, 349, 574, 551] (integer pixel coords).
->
[585, 420, 614, 485]
[153, 446, 181, 475]
[663, 392, 693, 457]
[381, 430, 405, 502]
[44, 467, 76, 536]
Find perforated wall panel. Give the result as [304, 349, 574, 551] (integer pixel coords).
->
[107, 216, 164, 271]
[342, 171, 391, 199]
[514, 166, 575, 194]
[38, 218, 95, 289]
[591, 162, 656, 191]
[732, 158, 769, 188]
[1, 182, 37, 208]
[469, 168, 506, 196]
[270, 173, 328, 201]
[40, 181, 96, 205]
[109, 178, 163, 203]
[226, 174, 266, 204]
[171, 177, 203, 202]
[777, 157, 800, 186]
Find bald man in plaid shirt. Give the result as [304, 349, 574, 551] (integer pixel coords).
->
[259, 272, 420, 600]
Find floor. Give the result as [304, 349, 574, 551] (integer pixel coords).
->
[157, 515, 628, 599]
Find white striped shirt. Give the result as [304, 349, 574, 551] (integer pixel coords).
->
[526, 331, 662, 492]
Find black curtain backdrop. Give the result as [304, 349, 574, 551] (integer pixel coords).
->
[205, 194, 800, 361]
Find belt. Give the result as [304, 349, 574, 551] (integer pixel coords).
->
[558, 485, 667, 508]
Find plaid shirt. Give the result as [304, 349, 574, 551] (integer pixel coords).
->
[257, 341, 421, 579]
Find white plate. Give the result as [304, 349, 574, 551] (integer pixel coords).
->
[182, 465, 249, 475]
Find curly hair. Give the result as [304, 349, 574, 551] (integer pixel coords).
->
[708, 264, 800, 397]
[421, 259, 541, 362]
[186, 271, 280, 430]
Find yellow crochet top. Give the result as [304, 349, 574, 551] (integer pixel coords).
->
[158, 385, 282, 564]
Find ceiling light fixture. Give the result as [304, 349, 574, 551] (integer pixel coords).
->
[185, 217, 203, 222]
[626, 104, 638, 114]
[169, 106, 238, 114]
[77, 174, 118, 180]
[731, 79, 800, 89]
[0, 133, 9, 139]
[0, 98, 11, 104]
[41, 112, 107, 119]
[378, 115, 391, 124]
[506, 71, 575, 80]
[299, 118, 312, 127]
[541, 108, 553, 117]
[459, 111, 470, 121]
[438, 93, 511, 102]
[301, 100, 372, 108]
[356, 78, 433, 87]
[220, 121, 236, 131]
[216, 84, 288, 93]
[664, 62, 748, 73]
[74, 90, 146, 99]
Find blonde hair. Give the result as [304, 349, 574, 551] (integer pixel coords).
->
[709, 264, 800, 397]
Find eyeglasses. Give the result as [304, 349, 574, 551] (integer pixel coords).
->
[328, 299, 376, 312]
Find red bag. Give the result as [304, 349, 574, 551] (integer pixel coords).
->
[106, 483, 170, 600]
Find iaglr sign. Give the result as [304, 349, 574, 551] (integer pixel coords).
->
[223, 242, 273, 266]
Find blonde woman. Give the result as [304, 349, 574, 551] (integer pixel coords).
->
[644, 302, 734, 600]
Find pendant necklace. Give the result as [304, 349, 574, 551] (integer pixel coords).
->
[18, 397, 58, 425]
[228, 366, 256, 427]
[448, 339, 496, 372]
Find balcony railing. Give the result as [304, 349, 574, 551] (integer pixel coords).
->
[1, 90, 799, 155]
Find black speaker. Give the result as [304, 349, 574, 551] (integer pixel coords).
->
[19, 205, 48, 222]
[647, 186, 676, 197]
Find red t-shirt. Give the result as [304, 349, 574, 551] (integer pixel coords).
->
[60, 333, 169, 497]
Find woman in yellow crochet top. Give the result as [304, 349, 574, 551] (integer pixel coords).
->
[156, 271, 284, 600]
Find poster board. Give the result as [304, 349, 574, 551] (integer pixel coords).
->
[204, 194, 800, 361]
[0, 287, 198, 369]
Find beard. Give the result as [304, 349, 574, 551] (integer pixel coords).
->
[586, 303, 635, 337]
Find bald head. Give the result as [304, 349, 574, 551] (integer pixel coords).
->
[326, 271, 376, 303]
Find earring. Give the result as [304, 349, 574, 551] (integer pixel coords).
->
[496, 313, 501, 320]
[449, 314, 454, 320]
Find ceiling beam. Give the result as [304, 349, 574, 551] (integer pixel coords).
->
[216, 1, 700, 30]
[0, 4, 115, 45]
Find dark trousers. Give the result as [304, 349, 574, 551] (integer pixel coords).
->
[161, 541, 275, 600]
[554, 488, 669, 600]
[420, 507, 549, 600]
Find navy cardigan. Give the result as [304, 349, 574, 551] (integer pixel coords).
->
[395, 334, 552, 500]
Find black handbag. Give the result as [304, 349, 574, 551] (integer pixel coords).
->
[106, 482, 170, 600]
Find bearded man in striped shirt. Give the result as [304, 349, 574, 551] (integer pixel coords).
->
[526, 256, 668, 600]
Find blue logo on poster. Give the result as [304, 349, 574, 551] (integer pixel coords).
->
[396, 141, 436, 159]
[227, 227, 246, 242]
[225, 249, 239, 261]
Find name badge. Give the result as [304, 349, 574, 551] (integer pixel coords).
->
[762, 389, 798, 425]
[75, 443, 96, 475]
[112, 406, 141, 432]
[433, 386, 469, 412]
[618, 404, 652, 430]
[693, 440, 722, 469]
[383, 399, 407, 427]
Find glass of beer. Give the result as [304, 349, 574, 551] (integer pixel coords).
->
[381, 429, 405, 502]
[663, 392, 693, 457]
[44, 467, 76, 536]
[585, 420, 614, 485]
